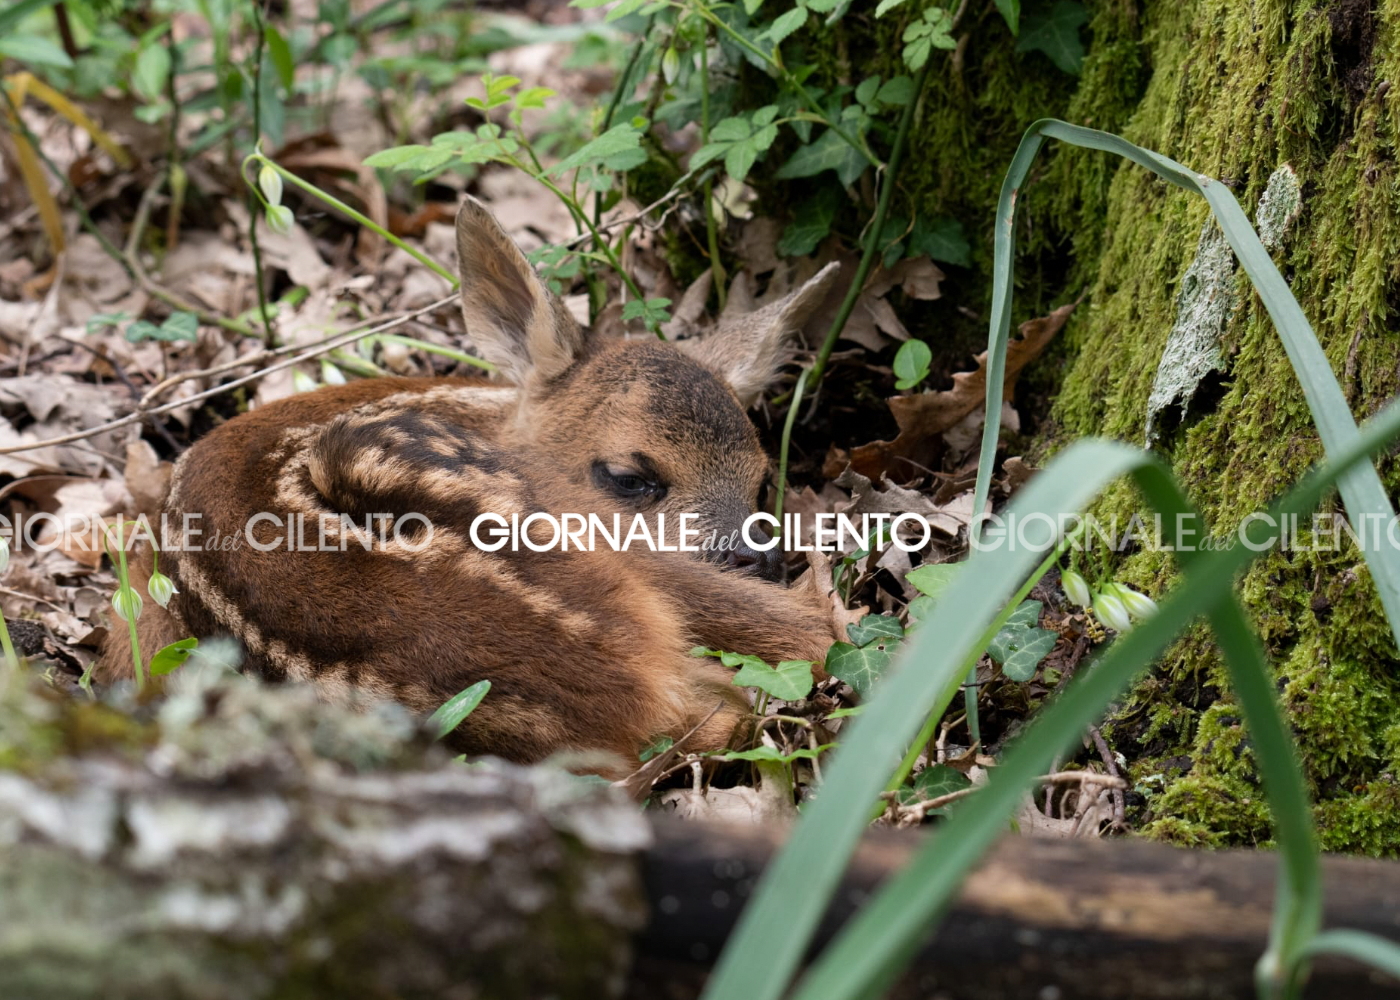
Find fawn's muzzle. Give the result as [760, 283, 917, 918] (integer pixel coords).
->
[724, 523, 783, 581]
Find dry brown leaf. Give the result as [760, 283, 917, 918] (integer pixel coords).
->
[849, 300, 1079, 480]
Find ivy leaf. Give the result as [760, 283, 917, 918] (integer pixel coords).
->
[905, 561, 961, 600]
[906, 594, 936, 626]
[987, 625, 1058, 682]
[775, 127, 867, 186]
[1016, 0, 1087, 75]
[910, 214, 972, 267]
[846, 614, 905, 647]
[730, 655, 815, 702]
[1004, 599, 1043, 629]
[547, 123, 644, 177]
[893, 338, 932, 391]
[429, 679, 492, 739]
[126, 311, 199, 343]
[826, 637, 899, 696]
[148, 637, 198, 677]
[897, 763, 973, 811]
[778, 186, 839, 256]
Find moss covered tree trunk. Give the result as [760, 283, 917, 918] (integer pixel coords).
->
[896, 0, 1400, 852]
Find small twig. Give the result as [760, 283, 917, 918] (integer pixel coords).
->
[1089, 725, 1128, 829]
[0, 296, 458, 456]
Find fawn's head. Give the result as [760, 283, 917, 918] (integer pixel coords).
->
[455, 197, 839, 578]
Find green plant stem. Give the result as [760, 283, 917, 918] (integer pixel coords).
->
[247, 1, 277, 345]
[0, 611, 17, 675]
[593, 16, 653, 233]
[376, 334, 494, 370]
[249, 154, 459, 286]
[771, 367, 810, 535]
[698, 21, 726, 309]
[111, 522, 144, 693]
[808, 58, 930, 388]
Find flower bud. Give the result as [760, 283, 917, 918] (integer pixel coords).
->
[662, 46, 681, 84]
[147, 570, 178, 609]
[1060, 569, 1090, 608]
[320, 359, 347, 385]
[1092, 590, 1132, 633]
[266, 204, 295, 235]
[1108, 582, 1159, 620]
[111, 587, 143, 623]
[292, 368, 318, 393]
[258, 164, 283, 207]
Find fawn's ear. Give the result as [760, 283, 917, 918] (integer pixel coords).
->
[677, 262, 841, 407]
[456, 197, 585, 385]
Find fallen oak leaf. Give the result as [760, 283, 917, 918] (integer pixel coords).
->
[849, 300, 1079, 480]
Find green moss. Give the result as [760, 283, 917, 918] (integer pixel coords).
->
[1016, 0, 1400, 853]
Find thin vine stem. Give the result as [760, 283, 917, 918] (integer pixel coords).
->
[807, 58, 931, 387]
[247, 0, 276, 344]
[699, 16, 727, 309]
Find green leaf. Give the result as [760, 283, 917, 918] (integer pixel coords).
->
[363, 145, 432, 169]
[896, 763, 972, 811]
[640, 736, 673, 762]
[161, 311, 199, 341]
[0, 35, 72, 69]
[778, 187, 839, 257]
[846, 614, 904, 647]
[0, 0, 60, 37]
[719, 744, 834, 764]
[892, 339, 932, 391]
[1003, 599, 1043, 629]
[86, 311, 132, 334]
[429, 680, 491, 739]
[1015, 0, 1087, 74]
[148, 637, 198, 677]
[876, 75, 915, 106]
[732, 656, 815, 702]
[904, 562, 961, 600]
[874, 0, 910, 15]
[766, 7, 809, 45]
[987, 625, 1058, 681]
[826, 638, 899, 696]
[264, 26, 294, 90]
[547, 123, 643, 177]
[995, 0, 1021, 34]
[910, 215, 972, 267]
[774, 127, 867, 186]
[132, 43, 171, 102]
[855, 76, 880, 108]
[905, 594, 936, 625]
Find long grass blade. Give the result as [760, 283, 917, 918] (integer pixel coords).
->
[704, 395, 1400, 1000]
[1300, 929, 1400, 981]
[970, 119, 1400, 646]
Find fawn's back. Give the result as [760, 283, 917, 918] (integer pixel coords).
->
[99, 198, 843, 775]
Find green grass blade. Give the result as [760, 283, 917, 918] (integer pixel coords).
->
[970, 119, 1400, 646]
[1300, 930, 1400, 981]
[705, 396, 1400, 1000]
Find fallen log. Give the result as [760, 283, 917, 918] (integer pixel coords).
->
[635, 821, 1400, 999]
[3, 674, 1399, 999]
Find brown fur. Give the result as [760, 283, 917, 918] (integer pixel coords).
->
[97, 198, 843, 778]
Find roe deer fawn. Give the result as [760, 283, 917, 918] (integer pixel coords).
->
[97, 197, 845, 776]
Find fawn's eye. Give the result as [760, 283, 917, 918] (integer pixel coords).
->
[593, 461, 665, 500]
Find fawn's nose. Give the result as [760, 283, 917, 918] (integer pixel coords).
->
[727, 525, 783, 581]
